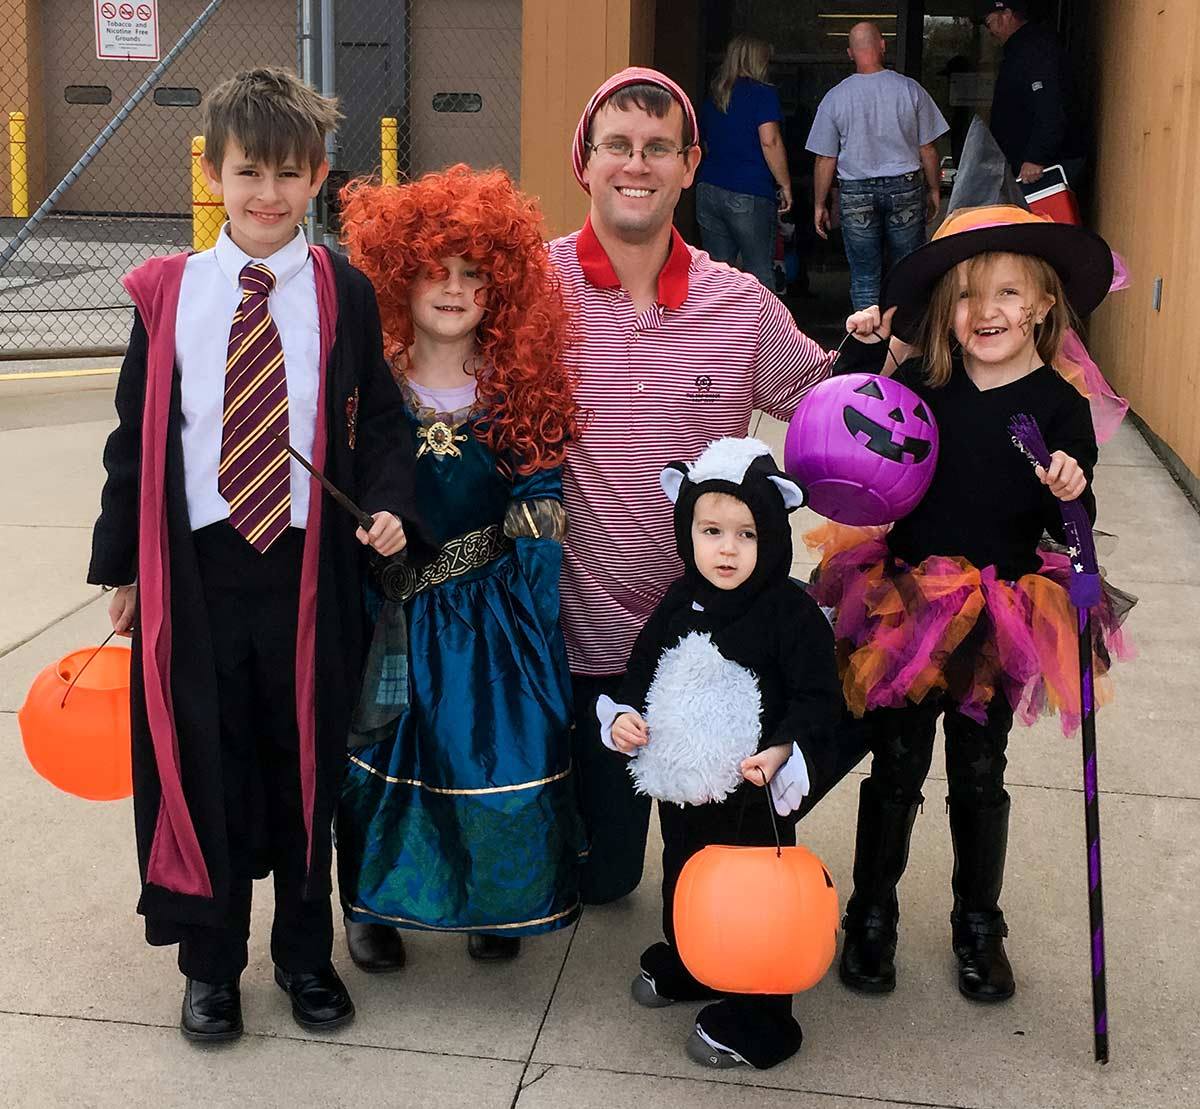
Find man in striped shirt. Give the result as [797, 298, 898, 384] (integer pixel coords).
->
[553, 68, 838, 904]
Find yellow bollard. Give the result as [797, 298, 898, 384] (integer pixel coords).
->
[9, 112, 28, 218]
[191, 135, 225, 250]
[381, 117, 398, 186]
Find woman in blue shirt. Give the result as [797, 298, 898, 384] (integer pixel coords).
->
[698, 35, 792, 288]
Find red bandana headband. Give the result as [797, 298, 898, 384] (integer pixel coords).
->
[571, 67, 698, 193]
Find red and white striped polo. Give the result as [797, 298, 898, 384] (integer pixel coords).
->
[551, 218, 837, 675]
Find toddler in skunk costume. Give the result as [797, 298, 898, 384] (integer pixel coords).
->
[596, 437, 855, 1070]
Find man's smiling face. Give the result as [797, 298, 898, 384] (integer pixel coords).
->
[582, 101, 700, 244]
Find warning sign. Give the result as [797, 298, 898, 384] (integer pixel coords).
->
[95, 0, 160, 61]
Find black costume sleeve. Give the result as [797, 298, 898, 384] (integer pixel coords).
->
[764, 590, 853, 799]
[347, 268, 434, 564]
[1019, 37, 1070, 168]
[1043, 384, 1098, 536]
[88, 310, 148, 586]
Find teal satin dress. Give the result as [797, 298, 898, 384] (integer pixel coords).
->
[337, 389, 583, 935]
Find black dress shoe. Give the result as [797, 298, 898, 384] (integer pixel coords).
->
[274, 964, 355, 1030]
[180, 977, 243, 1043]
[345, 919, 406, 973]
[467, 933, 521, 960]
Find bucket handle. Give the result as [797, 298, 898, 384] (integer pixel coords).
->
[755, 767, 783, 858]
[60, 629, 118, 708]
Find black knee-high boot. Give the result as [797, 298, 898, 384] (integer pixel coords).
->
[839, 777, 921, 993]
[949, 792, 1015, 1002]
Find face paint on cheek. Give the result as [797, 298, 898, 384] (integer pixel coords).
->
[1019, 304, 1036, 336]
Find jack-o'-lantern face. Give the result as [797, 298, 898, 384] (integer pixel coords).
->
[843, 378, 934, 464]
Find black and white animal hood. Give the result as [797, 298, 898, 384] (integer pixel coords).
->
[660, 437, 805, 607]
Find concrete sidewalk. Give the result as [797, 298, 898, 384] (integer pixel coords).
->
[1, 372, 1197, 1108]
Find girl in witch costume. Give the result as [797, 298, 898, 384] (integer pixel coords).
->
[809, 205, 1134, 1004]
[597, 437, 854, 1070]
[333, 166, 583, 968]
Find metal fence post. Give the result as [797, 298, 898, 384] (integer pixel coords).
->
[299, 0, 320, 243]
[319, 0, 338, 248]
[8, 111, 28, 218]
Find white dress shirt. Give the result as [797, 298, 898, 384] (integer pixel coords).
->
[175, 225, 320, 532]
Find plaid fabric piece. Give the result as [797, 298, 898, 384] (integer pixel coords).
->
[373, 652, 409, 709]
[349, 598, 410, 748]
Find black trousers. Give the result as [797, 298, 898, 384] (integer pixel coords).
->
[641, 796, 803, 1070]
[570, 673, 653, 904]
[177, 523, 333, 982]
[864, 695, 1014, 807]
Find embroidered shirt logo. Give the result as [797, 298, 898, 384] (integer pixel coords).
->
[686, 373, 721, 403]
[1031, 80, 1044, 91]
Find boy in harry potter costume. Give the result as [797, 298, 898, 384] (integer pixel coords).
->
[88, 68, 423, 1042]
[597, 438, 864, 1070]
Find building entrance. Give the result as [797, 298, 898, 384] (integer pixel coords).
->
[674, 0, 1076, 335]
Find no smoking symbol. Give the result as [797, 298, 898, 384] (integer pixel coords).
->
[118, 3, 134, 18]
[100, 2, 116, 17]
[136, 3, 152, 18]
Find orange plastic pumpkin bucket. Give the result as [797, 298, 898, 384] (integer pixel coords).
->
[18, 645, 133, 801]
[673, 843, 839, 995]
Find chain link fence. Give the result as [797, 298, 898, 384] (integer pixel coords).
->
[0, 0, 522, 357]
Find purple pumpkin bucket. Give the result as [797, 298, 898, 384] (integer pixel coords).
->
[784, 373, 939, 526]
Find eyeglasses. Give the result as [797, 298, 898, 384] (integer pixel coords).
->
[586, 139, 692, 163]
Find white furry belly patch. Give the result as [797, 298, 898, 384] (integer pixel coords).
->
[630, 631, 762, 805]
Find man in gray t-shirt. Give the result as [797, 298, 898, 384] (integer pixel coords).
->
[806, 22, 948, 309]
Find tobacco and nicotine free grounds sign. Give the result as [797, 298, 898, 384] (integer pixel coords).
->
[95, 0, 160, 61]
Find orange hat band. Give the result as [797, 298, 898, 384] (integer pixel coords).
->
[932, 204, 1054, 242]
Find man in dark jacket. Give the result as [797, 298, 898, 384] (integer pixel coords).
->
[981, 1, 1085, 187]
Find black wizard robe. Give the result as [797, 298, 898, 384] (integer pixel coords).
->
[88, 246, 424, 941]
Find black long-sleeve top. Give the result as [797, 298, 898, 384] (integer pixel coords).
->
[838, 339, 1097, 580]
[989, 20, 1084, 174]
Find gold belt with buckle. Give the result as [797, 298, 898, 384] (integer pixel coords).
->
[377, 524, 511, 603]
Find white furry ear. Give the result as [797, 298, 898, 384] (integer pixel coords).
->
[768, 474, 806, 510]
[660, 463, 689, 504]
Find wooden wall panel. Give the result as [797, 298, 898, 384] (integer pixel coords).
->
[520, 0, 655, 238]
[1090, 2, 1200, 478]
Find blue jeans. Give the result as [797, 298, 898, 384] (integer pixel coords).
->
[838, 172, 927, 310]
[696, 181, 777, 289]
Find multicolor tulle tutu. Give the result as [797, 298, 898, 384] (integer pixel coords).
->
[806, 524, 1135, 735]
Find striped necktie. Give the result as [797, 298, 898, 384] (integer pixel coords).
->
[217, 262, 291, 553]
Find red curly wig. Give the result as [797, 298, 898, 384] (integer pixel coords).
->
[339, 164, 578, 474]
